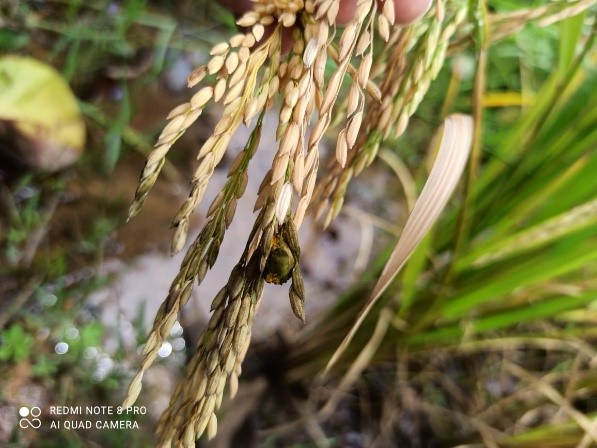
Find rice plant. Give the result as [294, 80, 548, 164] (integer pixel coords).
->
[123, 1, 596, 446]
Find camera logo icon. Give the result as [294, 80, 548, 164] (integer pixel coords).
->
[19, 406, 42, 429]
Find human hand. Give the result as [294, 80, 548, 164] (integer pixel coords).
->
[218, 0, 432, 26]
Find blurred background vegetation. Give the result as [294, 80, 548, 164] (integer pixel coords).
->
[0, 1, 595, 447]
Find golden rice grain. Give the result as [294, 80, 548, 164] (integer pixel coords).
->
[346, 111, 363, 147]
[228, 62, 247, 87]
[182, 109, 203, 131]
[279, 105, 293, 124]
[210, 42, 230, 56]
[237, 12, 259, 27]
[356, 30, 371, 56]
[223, 80, 245, 105]
[336, 129, 348, 167]
[190, 86, 213, 109]
[207, 55, 225, 75]
[382, 0, 396, 25]
[326, 0, 339, 24]
[166, 102, 191, 120]
[229, 33, 245, 48]
[187, 66, 207, 87]
[285, 85, 300, 108]
[293, 96, 310, 122]
[271, 153, 290, 183]
[225, 52, 239, 74]
[252, 23, 265, 41]
[358, 53, 373, 88]
[213, 78, 227, 102]
[242, 33, 256, 48]
[281, 12, 296, 27]
[281, 122, 300, 154]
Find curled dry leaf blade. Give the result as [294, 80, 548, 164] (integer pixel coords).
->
[325, 114, 474, 373]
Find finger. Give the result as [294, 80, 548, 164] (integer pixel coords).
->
[336, 0, 358, 25]
[338, 0, 432, 26]
[392, 0, 432, 25]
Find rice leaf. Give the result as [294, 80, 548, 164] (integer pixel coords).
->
[325, 114, 474, 372]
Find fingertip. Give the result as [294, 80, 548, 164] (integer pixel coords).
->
[337, 0, 431, 27]
[336, 0, 358, 25]
[393, 0, 432, 25]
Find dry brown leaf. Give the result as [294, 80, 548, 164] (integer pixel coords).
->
[325, 114, 474, 373]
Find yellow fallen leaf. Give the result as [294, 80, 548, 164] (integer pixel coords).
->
[0, 55, 85, 172]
